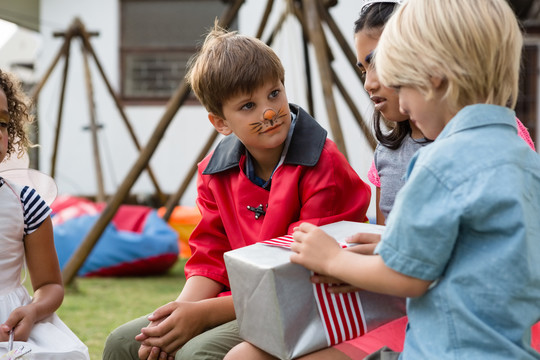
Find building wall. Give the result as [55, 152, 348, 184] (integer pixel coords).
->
[37, 0, 377, 218]
[0, 24, 40, 83]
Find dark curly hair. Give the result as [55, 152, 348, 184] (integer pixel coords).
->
[0, 69, 33, 161]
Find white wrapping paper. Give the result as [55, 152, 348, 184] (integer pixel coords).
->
[224, 221, 406, 359]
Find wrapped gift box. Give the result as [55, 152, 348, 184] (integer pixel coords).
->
[224, 221, 406, 359]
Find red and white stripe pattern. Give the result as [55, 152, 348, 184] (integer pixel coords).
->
[313, 281, 367, 345]
[261, 234, 295, 247]
[261, 235, 348, 249]
[261, 235, 365, 346]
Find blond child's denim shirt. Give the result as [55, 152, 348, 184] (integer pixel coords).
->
[376, 104, 540, 359]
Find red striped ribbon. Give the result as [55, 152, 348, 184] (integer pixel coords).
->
[261, 235, 366, 345]
[261, 234, 296, 247]
[261, 234, 348, 249]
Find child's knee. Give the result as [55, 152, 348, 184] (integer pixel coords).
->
[176, 322, 241, 360]
[103, 322, 144, 360]
[176, 337, 214, 360]
[103, 331, 135, 359]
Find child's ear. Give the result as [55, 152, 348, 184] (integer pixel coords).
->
[430, 76, 446, 90]
[208, 113, 233, 136]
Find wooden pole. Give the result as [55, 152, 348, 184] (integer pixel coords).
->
[291, 4, 315, 116]
[263, 6, 288, 46]
[320, 5, 365, 80]
[30, 37, 71, 101]
[50, 39, 71, 177]
[301, 0, 348, 159]
[81, 42, 106, 202]
[256, 0, 275, 39]
[302, 30, 314, 116]
[61, 0, 245, 285]
[29, 24, 75, 173]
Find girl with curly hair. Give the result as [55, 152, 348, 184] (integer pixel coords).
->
[0, 69, 90, 359]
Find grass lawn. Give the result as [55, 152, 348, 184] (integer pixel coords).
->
[25, 259, 187, 360]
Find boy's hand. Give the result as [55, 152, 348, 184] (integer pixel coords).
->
[136, 301, 208, 355]
[345, 233, 382, 255]
[137, 316, 174, 360]
[290, 222, 342, 275]
[138, 343, 174, 360]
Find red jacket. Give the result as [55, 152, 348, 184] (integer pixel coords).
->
[185, 105, 371, 288]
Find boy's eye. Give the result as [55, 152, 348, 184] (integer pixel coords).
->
[269, 90, 279, 98]
[241, 102, 255, 110]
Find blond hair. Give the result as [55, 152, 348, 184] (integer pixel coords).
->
[186, 22, 285, 118]
[375, 0, 523, 113]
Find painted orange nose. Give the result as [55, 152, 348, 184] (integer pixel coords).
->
[263, 109, 276, 121]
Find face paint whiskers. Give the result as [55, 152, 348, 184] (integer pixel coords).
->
[249, 107, 289, 134]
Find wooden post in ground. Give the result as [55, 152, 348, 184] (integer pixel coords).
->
[49, 35, 71, 177]
[81, 41, 106, 202]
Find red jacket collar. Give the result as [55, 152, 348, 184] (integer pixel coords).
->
[203, 104, 327, 175]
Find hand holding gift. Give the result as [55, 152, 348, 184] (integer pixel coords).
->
[291, 222, 345, 276]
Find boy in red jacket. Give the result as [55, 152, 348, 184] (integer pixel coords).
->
[103, 23, 371, 360]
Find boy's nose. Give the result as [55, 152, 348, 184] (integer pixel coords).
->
[263, 109, 276, 121]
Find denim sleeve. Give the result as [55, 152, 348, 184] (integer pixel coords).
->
[375, 163, 462, 281]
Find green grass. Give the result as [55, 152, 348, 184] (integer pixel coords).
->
[25, 259, 187, 360]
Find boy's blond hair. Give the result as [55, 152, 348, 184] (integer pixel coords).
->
[375, 0, 522, 113]
[186, 23, 285, 118]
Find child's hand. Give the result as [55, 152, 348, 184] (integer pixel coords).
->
[290, 222, 342, 275]
[345, 232, 382, 255]
[136, 313, 168, 343]
[310, 274, 363, 293]
[136, 301, 208, 355]
[0, 324, 10, 342]
[138, 343, 174, 360]
[1, 304, 38, 342]
[137, 316, 174, 360]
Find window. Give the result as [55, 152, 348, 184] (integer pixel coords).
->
[120, 0, 236, 104]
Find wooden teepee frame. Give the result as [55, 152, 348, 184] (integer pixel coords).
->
[59, 0, 376, 285]
[30, 17, 166, 204]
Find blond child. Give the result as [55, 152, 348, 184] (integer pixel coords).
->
[290, 0, 540, 359]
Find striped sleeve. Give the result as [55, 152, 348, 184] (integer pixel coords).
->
[20, 186, 52, 235]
